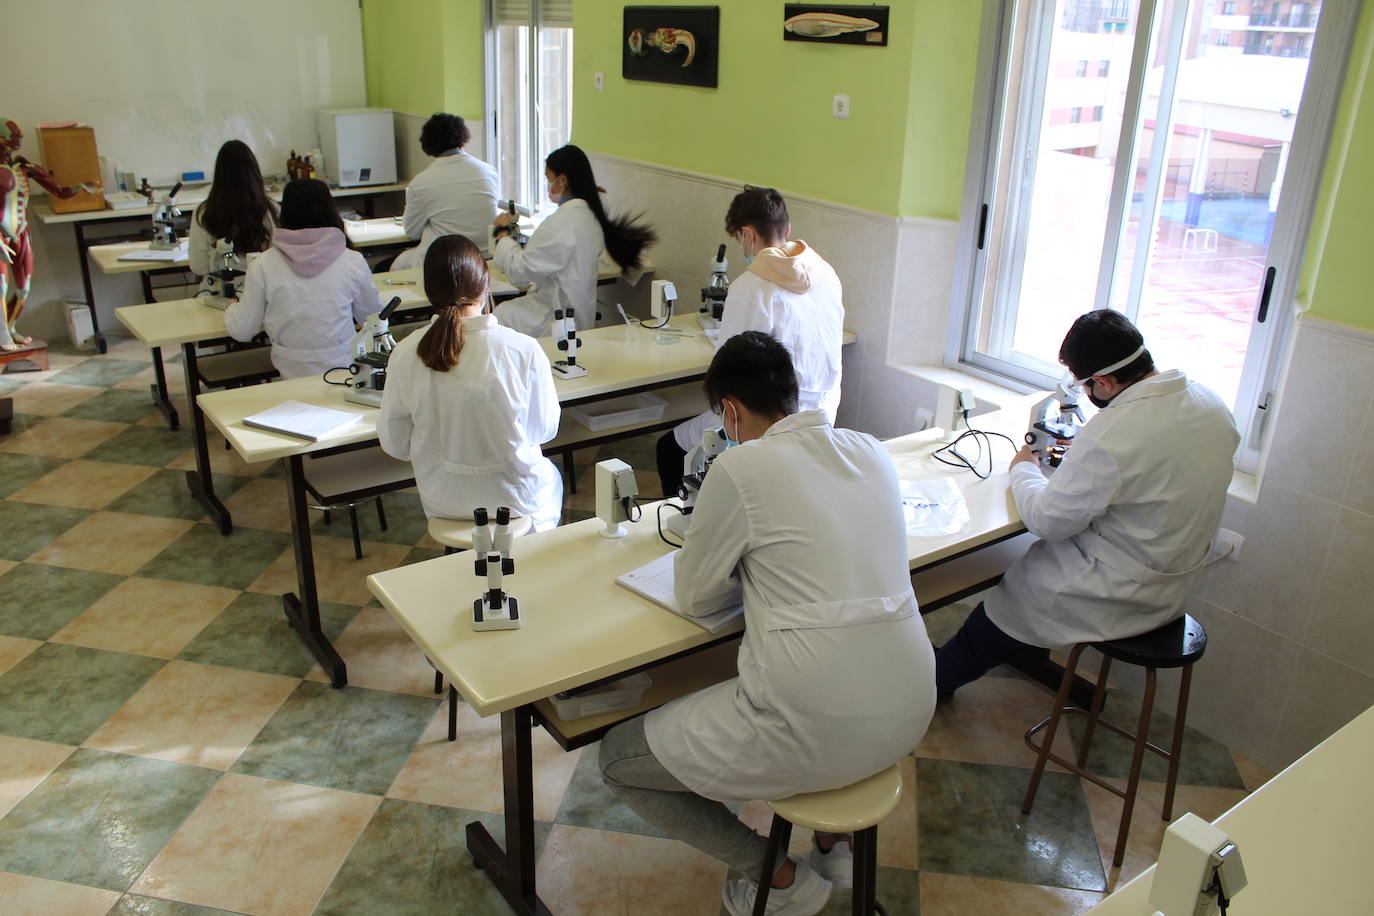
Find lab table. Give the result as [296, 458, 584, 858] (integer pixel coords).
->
[35, 182, 407, 352]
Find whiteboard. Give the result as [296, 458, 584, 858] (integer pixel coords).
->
[5, 0, 367, 184]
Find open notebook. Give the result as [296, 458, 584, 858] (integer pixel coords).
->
[615, 552, 743, 633]
[241, 400, 363, 442]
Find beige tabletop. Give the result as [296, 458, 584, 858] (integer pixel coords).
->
[1089, 704, 1374, 915]
[367, 396, 1035, 718]
[34, 181, 408, 225]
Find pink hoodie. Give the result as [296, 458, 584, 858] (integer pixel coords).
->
[272, 227, 347, 278]
[745, 240, 822, 293]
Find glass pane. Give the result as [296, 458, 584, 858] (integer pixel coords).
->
[536, 27, 574, 175]
[1119, 0, 1321, 406]
[495, 24, 531, 206]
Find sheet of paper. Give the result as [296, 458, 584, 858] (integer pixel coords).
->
[615, 551, 743, 633]
[117, 243, 188, 262]
[241, 400, 364, 442]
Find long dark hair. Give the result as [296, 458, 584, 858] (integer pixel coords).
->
[277, 179, 355, 249]
[197, 140, 277, 253]
[418, 235, 489, 372]
[545, 145, 655, 272]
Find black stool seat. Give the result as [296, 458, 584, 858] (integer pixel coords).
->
[1093, 613, 1207, 668]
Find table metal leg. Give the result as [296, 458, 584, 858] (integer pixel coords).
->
[72, 222, 107, 353]
[282, 453, 347, 689]
[467, 704, 551, 915]
[149, 346, 179, 429]
[181, 342, 231, 534]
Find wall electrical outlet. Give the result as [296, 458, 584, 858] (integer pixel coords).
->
[594, 72, 605, 91]
[1215, 528, 1244, 562]
[914, 407, 934, 431]
[832, 94, 851, 119]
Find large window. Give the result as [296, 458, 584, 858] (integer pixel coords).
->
[488, 0, 574, 213]
[952, 0, 1356, 470]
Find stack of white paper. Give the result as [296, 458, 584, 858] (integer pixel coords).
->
[615, 552, 743, 633]
[241, 400, 364, 442]
[117, 243, 188, 262]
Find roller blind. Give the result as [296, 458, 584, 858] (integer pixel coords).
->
[496, 0, 572, 27]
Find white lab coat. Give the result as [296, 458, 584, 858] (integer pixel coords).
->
[491, 198, 605, 338]
[985, 370, 1240, 648]
[378, 312, 564, 530]
[225, 242, 381, 379]
[392, 151, 500, 270]
[187, 205, 275, 288]
[644, 410, 937, 803]
[673, 242, 846, 450]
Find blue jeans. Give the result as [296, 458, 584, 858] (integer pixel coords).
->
[934, 602, 1035, 697]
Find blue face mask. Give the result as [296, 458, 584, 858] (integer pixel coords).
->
[742, 254, 753, 265]
[722, 402, 740, 446]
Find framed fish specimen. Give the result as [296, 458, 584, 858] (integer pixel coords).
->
[623, 6, 720, 88]
[783, 4, 889, 46]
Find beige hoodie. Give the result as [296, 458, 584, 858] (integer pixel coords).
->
[745, 240, 822, 294]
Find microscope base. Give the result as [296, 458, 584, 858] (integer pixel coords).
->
[344, 387, 384, 408]
[551, 362, 588, 380]
[472, 596, 521, 631]
[664, 509, 692, 540]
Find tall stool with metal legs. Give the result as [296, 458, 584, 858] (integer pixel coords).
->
[1021, 614, 1208, 868]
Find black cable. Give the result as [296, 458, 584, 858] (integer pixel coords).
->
[622, 495, 643, 523]
[641, 301, 674, 330]
[931, 409, 1017, 479]
[321, 367, 354, 386]
[656, 502, 684, 548]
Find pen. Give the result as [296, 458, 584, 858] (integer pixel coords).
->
[383, 279, 415, 285]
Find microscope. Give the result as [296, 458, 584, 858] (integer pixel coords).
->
[551, 307, 587, 379]
[471, 507, 521, 631]
[149, 181, 183, 250]
[505, 199, 527, 247]
[204, 236, 245, 307]
[343, 296, 403, 407]
[664, 426, 729, 539]
[698, 244, 729, 330]
[1024, 378, 1085, 469]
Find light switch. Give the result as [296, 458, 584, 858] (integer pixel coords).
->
[832, 94, 851, 119]
[594, 72, 605, 92]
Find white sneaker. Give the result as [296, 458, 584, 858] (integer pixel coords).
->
[804, 838, 854, 889]
[721, 856, 833, 916]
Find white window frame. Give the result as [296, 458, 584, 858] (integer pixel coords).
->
[946, 0, 1360, 473]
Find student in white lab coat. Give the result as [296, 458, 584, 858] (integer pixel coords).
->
[935, 310, 1240, 698]
[390, 114, 499, 270]
[187, 140, 277, 287]
[656, 186, 844, 498]
[489, 144, 654, 337]
[600, 332, 936, 916]
[378, 234, 563, 531]
[225, 179, 382, 379]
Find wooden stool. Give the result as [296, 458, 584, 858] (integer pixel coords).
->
[1022, 614, 1208, 868]
[753, 764, 903, 915]
[0, 338, 48, 372]
[426, 512, 533, 740]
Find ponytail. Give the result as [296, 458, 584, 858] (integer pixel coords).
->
[545, 144, 656, 273]
[417, 234, 489, 372]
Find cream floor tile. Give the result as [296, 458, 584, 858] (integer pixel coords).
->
[222, 476, 292, 532]
[100, 335, 158, 360]
[0, 736, 77, 820]
[0, 871, 121, 916]
[84, 660, 298, 770]
[0, 417, 128, 459]
[917, 676, 1076, 772]
[8, 459, 157, 510]
[246, 536, 411, 606]
[27, 512, 195, 576]
[387, 701, 581, 822]
[536, 824, 727, 916]
[920, 873, 1104, 915]
[0, 634, 39, 677]
[303, 606, 441, 696]
[135, 396, 189, 426]
[167, 446, 274, 477]
[1080, 778, 1248, 890]
[8, 382, 104, 416]
[736, 755, 918, 870]
[51, 577, 239, 659]
[1231, 751, 1276, 793]
[131, 772, 380, 916]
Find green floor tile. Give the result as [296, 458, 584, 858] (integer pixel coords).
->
[0, 563, 123, 639]
[0, 501, 92, 562]
[401, 545, 444, 567]
[62, 388, 160, 423]
[554, 744, 668, 839]
[0, 452, 66, 498]
[917, 758, 1105, 892]
[109, 895, 245, 916]
[231, 681, 437, 796]
[0, 643, 166, 744]
[136, 523, 291, 589]
[717, 867, 920, 916]
[83, 425, 194, 467]
[105, 468, 249, 521]
[46, 358, 149, 388]
[175, 591, 361, 678]
[1068, 688, 1246, 789]
[315, 489, 429, 547]
[314, 798, 549, 916]
[0, 748, 218, 892]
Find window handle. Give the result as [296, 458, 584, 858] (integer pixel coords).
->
[977, 203, 989, 251]
[1257, 266, 1276, 323]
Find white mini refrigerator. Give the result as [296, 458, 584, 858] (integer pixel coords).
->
[316, 108, 397, 187]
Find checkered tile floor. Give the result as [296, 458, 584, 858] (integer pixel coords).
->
[0, 337, 1274, 915]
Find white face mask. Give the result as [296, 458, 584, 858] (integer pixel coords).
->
[723, 400, 740, 446]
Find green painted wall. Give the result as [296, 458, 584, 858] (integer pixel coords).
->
[1302, 5, 1374, 330]
[362, 0, 485, 120]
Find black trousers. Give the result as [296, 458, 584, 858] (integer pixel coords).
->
[934, 602, 1037, 697]
[656, 431, 687, 499]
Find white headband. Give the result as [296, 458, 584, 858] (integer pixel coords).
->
[1078, 344, 1146, 383]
